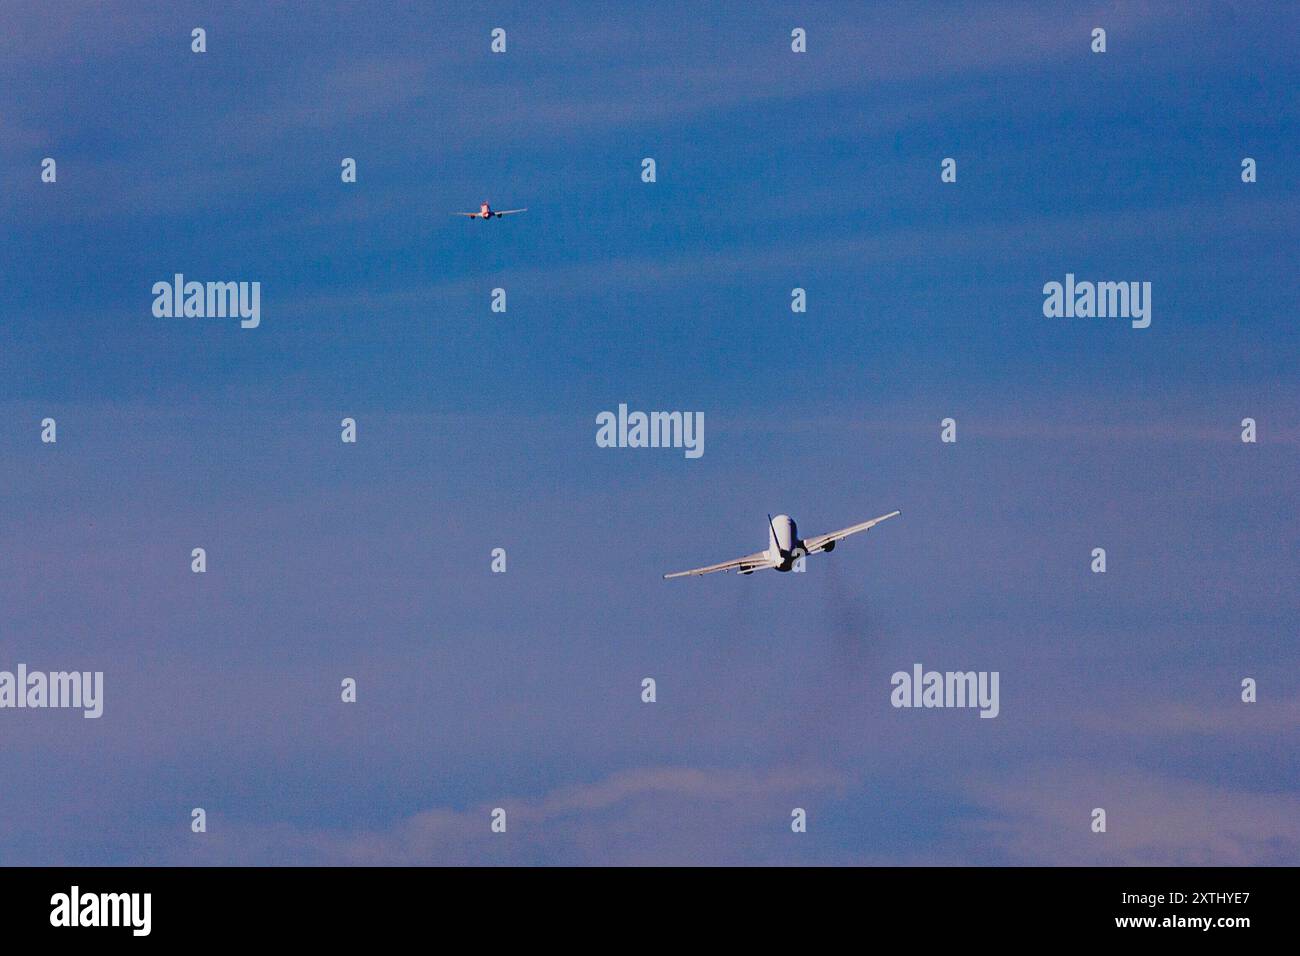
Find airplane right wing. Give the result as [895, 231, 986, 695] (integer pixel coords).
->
[663, 550, 776, 579]
[454, 212, 480, 217]
[494, 208, 527, 216]
[802, 510, 901, 554]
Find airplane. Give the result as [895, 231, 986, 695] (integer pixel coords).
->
[663, 510, 900, 578]
[455, 201, 527, 220]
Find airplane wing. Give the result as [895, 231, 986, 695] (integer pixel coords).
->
[802, 510, 901, 555]
[494, 208, 527, 216]
[454, 212, 480, 217]
[663, 550, 777, 579]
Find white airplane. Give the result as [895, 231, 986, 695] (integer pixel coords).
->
[663, 511, 900, 578]
[455, 201, 527, 220]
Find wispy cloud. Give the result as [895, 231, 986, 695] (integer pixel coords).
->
[141, 765, 846, 865]
[962, 764, 1300, 865]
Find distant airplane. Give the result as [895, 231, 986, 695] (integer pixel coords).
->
[663, 511, 900, 578]
[455, 201, 527, 220]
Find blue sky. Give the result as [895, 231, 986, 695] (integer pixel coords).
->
[0, 1, 1296, 865]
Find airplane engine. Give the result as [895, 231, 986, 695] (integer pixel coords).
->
[822, 540, 835, 552]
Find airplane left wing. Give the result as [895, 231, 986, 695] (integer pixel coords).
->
[495, 208, 527, 216]
[802, 510, 900, 555]
[663, 550, 776, 579]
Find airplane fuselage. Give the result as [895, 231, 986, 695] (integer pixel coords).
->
[767, 514, 804, 571]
